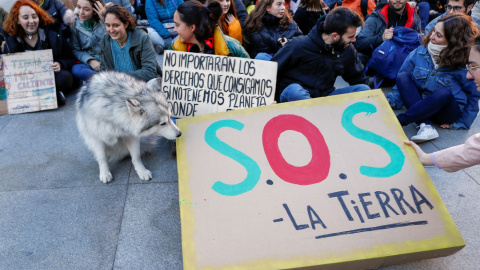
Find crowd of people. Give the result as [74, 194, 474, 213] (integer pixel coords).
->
[1, 0, 480, 168]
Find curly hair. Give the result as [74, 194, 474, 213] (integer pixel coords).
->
[105, 4, 136, 31]
[244, 0, 293, 33]
[3, 0, 54, 37]
[423, 13, 479, 69]
[176, 0, 223, 42]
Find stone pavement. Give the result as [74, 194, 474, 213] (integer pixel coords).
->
[0, 84, 479, 270]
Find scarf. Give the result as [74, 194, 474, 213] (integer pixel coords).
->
[427, 41, 447, 68]
[81, 18, 96, 30]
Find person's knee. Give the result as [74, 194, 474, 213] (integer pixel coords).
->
[435, 87, 455, 103]
[280, 83, 309, 102]
[355, 84, 371, 92]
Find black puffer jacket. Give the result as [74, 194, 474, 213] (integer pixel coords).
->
[293, 7, 325, 35]
[244, 14, 303, 58]
[3, 23, 76, 71]
[272, 20, 368, 100]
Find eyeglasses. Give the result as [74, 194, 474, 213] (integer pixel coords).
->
[446, 5, 464, 12]
[466, 63, 480, 75]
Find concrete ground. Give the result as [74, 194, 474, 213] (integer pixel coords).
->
[0, 78, 479, 270]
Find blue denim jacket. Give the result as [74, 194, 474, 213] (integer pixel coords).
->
[388, 45, 480, 130]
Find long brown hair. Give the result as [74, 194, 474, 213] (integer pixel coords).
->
[423, 13, 479, 69]
[206, 0, 238, 35]
[244, 0, 292, 33]
[3, 0, 54, 37]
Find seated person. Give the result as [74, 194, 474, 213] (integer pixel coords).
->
[354, 0, 421, 66]
[293, 0, 328, 35]
[170, 0, 249, 58]
[32, 0, 76, 27]
[424, 0, 479, 34]
[2, 0, 77, 106]
[394, 14, 480, 142]
[145, 0, 183, 54]
[100, 5, 161, 82]
[243, 0, 302, 60]
[332, 0, 377, 20]
[206, 0, 243, 44]
[70, 0, 108, 81]
[104, 0, 135, 14]
[272, 7, 370, 102]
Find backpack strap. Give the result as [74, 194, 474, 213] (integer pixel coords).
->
[361, 0, 368, 17]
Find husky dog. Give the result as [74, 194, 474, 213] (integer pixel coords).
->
[76, 71, 181, 183]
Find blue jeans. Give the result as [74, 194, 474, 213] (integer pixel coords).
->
[279, 83, 371, 102]
[72, 63, 97, 81]
[396, 72, 462, 126]
[417, 2, 430, 31]
[255, 52, 273, 61]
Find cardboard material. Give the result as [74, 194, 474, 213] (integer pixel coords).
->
[162, 51, 276, 118]
[0, 49, 57, 115]
[177, 89, 465, 270]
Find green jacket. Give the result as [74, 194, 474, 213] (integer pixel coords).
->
[99, 27, 161, 82]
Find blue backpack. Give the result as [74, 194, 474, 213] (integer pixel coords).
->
[365, 27, 421, 88]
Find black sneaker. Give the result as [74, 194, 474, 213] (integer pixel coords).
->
[57, 91, 66, 107]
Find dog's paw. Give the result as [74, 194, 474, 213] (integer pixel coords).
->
[136, 169, 152, 181]
[99, 171, 113, 183]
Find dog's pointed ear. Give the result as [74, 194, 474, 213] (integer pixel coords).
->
[126, 98, 145, 115]
[149, 78, 162, 92]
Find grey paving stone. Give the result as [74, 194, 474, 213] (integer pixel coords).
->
[113, 182, 182, 270]
[0, 113, 13, 131]
[0, 103, 131, 191]
[0, 185, 127, 270]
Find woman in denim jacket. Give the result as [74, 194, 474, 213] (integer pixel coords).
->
[393, 13, 480, 143]
[70, 0, 108, 81]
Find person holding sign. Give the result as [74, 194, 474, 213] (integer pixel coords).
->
[405, 34, 480, 171]
[170, 0, 249, 57]
[99, 5, 161, 82]
[70, 0, 108, 81]
[2, 0, 77, 106]
[243, 0, 303, 60]
[272, 7, 370, 102]
[393, 14, 480, 143]
[206, 0, 243, 44]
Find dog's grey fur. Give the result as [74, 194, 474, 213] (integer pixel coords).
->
[76, 71, 181, 183]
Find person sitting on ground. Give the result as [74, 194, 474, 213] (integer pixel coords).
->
[393, 13, 480, 143]
[104, 0, 135, 14]
[206, 0, 243, 44]
[272, 6, 371, 102]
[2, 0, 77, 106]
[145, 0, 183, 54]
[243, 0, 302, 60]
[293, 0, 328, 35]
[332, 0, 377, 20]
[406, 34, 480, 169]
[100, 5, 161, 82]
[170, 0, 249, 57]
[424, 0, 479, 34]
[31, 0, 76, 27]
[70, 0, 108, 82]
[354, 0, 421, 66]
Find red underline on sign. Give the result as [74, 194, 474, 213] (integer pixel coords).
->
[314, 221, 428, 239]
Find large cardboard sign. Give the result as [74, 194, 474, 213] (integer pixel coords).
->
[162, 51, 276, 118]
[0, 49, 57, 115]
[177, 90, 465, 269]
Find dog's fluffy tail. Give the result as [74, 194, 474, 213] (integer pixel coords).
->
[107, 136, 160, 163]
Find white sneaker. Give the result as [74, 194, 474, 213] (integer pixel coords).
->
[411, 123, 439, 143]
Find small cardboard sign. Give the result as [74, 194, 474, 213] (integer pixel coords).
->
[161, 51, 276, 118]
[0, 49, 57, 115]
[177, 90, 465, 269]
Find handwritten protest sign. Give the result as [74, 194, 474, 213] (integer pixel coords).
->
[162, 51, 276, 118]
[177, 89, 464, 269]
[0, 49, 57, 115]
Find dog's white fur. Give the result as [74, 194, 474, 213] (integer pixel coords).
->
[76, 71, 181, 183]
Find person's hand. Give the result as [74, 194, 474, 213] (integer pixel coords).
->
[278, 37, 288, 46]
[51, 62, 61, 73]
[440, 124, 450, 129]
[94, 1, 108, 21]
[404, 140, 434, 166]
[1, 41, 5, 53]
[383, 27, 394, 41]
[225, 14, 235, 24]
[429, 10, 438, 15]
[88, 59, 101, 71]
